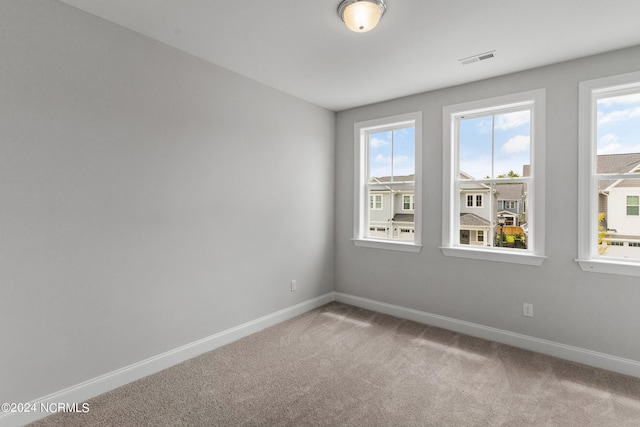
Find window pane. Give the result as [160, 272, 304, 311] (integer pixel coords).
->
[494, 110, 531, 179]
[367, 188, 415, 242]
[393, 127, 415, 179]
[460, 117, 492, 179]
[365, 126, 416, 242]
[369, 130, 392, 180]
[597, 178, 640, 260]
[460, 111, 531, 180]
[367, 190, 390, 238]
[458, 181, 530, 250]
[459, 185, 493, 247]
[369, 127, 416, 182]
[596, 93, 640, 158]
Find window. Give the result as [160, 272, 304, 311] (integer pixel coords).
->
[442, 90, 545, 265]
[369, 194, 383, 210]
[403, 194, 415, 211]
[578, 71, 640, 276]
[503, 201, 517, 209]
[627, 196, 639, 216]
[353, 112, 422, 252]
[465, 194, 483, 207]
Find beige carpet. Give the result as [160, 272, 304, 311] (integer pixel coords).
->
[31, 302, 640, 426]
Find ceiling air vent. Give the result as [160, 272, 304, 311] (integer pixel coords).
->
[459, 50, 496, 66]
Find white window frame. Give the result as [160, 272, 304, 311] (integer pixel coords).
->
[402, 194, 415, 211]
[441, 90, 546, 266]
[577, 71, 640, 277]
[369, 194, 383, 210]
[353, 112, 422, 253]
[465, 193, 483, 208]
[466, 194, 474, 207]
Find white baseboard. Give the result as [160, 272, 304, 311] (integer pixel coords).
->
[0, 293, 335, 427]
[334, 292, 640, 379]
[5, 291, 639, 426]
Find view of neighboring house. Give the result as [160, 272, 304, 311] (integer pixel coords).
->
[496, 183, 525, 226]
[597, 153, 640, 259]
[458, 171, 528, 248]
[368, 155, 640, 255]
[368, 174, 415, 240]
[367, 171, 529, 246]
[459, 171, 495, 246]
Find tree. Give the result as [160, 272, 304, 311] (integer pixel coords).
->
[598, 212, 608, 255]
[497, 170, 520, 178]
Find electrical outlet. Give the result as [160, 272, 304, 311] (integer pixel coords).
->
[290, 280, 297, 292]
[523, 303, 534, 317]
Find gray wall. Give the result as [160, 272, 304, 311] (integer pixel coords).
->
[335, 45, 640, 362]
[1, 1, 334, 403]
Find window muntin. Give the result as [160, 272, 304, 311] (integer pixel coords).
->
[578, 72, 640, 275]
[354, 112, 422, 252]
[442, 90, 545, 265]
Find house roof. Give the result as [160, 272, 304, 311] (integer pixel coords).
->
[370, 175, 415, 192]
[393, 214, 414, 223]
[597, 153, 640, 191]
[460, 213, 490, 227]
[597, 153, 640, 174]
[459, 171, 492, 191]
[372, 175, 415, 183]
[495, 183, 524, 200]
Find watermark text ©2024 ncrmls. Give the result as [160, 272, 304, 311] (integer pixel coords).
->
[1, 402, 90, 414]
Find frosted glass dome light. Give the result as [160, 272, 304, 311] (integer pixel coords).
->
[338, 0, 387, 33]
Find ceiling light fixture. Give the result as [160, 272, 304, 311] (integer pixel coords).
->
[337, 0, 387, 33]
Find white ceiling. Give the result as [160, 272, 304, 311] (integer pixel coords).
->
[59, 0, 640, 111]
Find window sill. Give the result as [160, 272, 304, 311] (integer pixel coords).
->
[440, 246, 545, 266]
[576, 258, 640, 278]
[352, 238, 422, 253]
